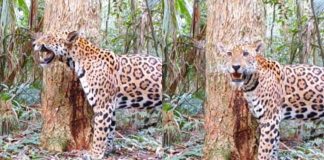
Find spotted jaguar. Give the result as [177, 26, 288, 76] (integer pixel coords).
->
[33, 31, 162, 159]
[218, 41, 324, 160]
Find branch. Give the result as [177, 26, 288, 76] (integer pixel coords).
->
[269, 3, 276, 54]
[311, 0, 324, 66]
[105, 0, 111, 35]
[145, 0, 159, 57]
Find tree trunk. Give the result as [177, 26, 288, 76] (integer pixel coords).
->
[40, 0, 100, 152]
[204, 0, 265, 159]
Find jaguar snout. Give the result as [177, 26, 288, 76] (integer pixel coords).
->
[229, 65, 244, 82]
[40, 44, 48, 52]
[34, 44, 55, 65]
[232, 65, 240, 72]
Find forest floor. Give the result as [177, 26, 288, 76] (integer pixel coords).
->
[0, 91, 206, 160]
[278, 120, 324, 160]
[1, 115, 323, 160]
[162, 93, 205, 160]
[0, 90, 323, 160]
[0, 108, 164, 160]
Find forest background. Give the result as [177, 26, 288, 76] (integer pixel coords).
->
[0, 0, 323, 159]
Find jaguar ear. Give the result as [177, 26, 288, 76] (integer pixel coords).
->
[66, 31, 79, 43]
[254, 40, 264, 53]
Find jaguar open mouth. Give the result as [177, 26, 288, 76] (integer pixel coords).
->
[39, 45, 55, 65]
[230, 72, 244, 82]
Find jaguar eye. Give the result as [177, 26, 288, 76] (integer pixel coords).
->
[227, 52, 232, 56]
[243, 51, 249, 56]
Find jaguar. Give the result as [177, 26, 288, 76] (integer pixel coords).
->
[33, 31, 162, 159]
[218, 41, 324, 160]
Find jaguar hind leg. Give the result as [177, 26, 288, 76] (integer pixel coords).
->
[105, 110, 116, 155]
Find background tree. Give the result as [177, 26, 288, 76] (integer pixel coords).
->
[161, 1, 206, 159]
[0, 0, 165, 158]
[204, 0, 265, 159]
[1, 0, 323, 159]
[39, 0, 100, 152]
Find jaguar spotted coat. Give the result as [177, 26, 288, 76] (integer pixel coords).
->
[218, 41, 324, 160]
[33, 31, 162, 159]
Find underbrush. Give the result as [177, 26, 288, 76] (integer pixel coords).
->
[163, 90, 205, 160]
[1, 82, 323, 159]
[0, 82, 163, 159]
[279, 120, 324, 160]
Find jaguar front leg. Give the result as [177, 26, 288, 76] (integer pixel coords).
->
[106, 110, 116, 154]
[89, 107, 114, 159]
[258, 117, 281, 160]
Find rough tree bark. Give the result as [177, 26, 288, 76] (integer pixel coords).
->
[40, 0, 100, 152]
[204, 0, 265, 159]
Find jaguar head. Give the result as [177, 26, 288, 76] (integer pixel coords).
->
[32, 31, 79, 67]
[218, 41, 263, 88]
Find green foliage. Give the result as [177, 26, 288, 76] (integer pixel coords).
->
[0, 92, 11, 101]
[0, 122, 42, 159]
[0, 82, 41, 118]
[116, 129, 161, 150]
[112, 110, 162, 158]
[175, 0, 192, 26]
[163, 92, 204, 159]
[279, 120, 324, 160]
[279, 141, 324, 159]
[264, 0, 324, 66]
[15, 0, 29, 26]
